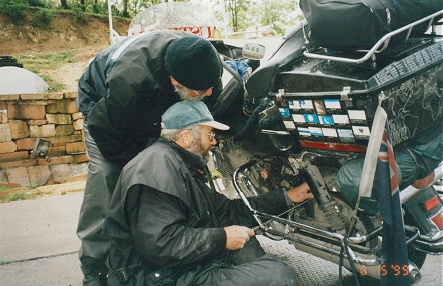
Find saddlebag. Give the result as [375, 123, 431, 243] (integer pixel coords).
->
[299, 0, 443, 50]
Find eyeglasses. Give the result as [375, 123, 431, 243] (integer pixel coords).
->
[205, 131, 216, 142]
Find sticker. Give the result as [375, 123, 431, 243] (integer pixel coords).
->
[324, 99, 341, 109]
[288, 100, 301, 110]
[352, 126, 370, 139]
[279, 108, 291, 117]
[283, 121, 296, 129]
[337, 129, 355, 143]
[300, 100, 314, 109]
[322, 128, 338, 137]
[309, 127, 323, 137]
[332, 114, 350, 124]
[348, 110, 367, 121]
[314, 100, 326, 114]
[319, 115, 334, 125]
[298, 127, 310, 137]
[304, 114, 319, 124]
[292, 114, 305, 123]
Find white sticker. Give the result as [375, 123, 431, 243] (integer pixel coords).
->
[284, 121, 296, 129]
[332, 114, 350, 124]
[348, 110, 367, 121]
[292, 114, 305, 123]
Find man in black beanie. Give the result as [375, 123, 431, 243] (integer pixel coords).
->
[76, 30, 222, 286]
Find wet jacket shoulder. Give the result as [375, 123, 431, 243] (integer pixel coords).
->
[77, 30, 191, 166]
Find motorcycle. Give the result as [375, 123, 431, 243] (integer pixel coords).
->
[206, 11, 443, 285]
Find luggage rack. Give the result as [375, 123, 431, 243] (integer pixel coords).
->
[303, 10, 443, 64]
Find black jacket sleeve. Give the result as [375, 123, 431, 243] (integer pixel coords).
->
[127, 185, 226, 270]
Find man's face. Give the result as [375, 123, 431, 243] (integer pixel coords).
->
[186, 125, 217, 161]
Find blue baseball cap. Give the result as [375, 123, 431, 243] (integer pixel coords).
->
[161, 101, 229, 130]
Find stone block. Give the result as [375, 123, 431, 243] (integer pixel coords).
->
[9, 120, 30, 139]
[16, 138, 36, 150]
[37, 155, 74, 165]
[7, 104, 45, 120]
[64, 92, 78, 99]
[0, 123, 12, 142]
[47, 146, 66, 157]
[5, 166, 30, 186]
[27, 119, 47, 125]
[20, 93, 63, 100]
[66, 142, 86, 154]
[29, 124, 56, 138]
[46, 114, 72, 125]
[49, 135, 82, 144]
[0, 101, 6, 109]
[55, 125, 74, 136]
[46, 100, 78, 114]
[73, 153, 89, 163]
[0, 94, 19, 101]
[0, 111, 7, 124]
[0, 141, 17, 153]
[72, 112, 83, 120]
[73, 118, 83, 130]
[49, 164, 72, 181]
[0, 169, 7, 184]
[18, 100, 47, 106]
[0, 151, 29, 162]
[0, 159, 37, 169]
[28, 165, 51, 186]
[70, 162, 88, 177]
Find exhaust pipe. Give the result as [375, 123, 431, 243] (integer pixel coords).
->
[409, 262, 421, 284]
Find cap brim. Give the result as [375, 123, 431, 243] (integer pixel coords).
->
[199, 121, 230, 130]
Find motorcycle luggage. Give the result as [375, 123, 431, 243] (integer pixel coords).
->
[299, 0, 443, 50]
[274, 40, 443, 152]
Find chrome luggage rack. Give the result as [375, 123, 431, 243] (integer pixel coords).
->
[303, 10, 443, 64]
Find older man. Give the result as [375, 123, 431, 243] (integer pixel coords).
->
[103, 101, 313, 285]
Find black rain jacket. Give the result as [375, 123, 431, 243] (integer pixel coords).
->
[76, 31, 193, 166]
[102, 139, 289, 285]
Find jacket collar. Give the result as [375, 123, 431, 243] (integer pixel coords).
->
[160, 138, 207, 171]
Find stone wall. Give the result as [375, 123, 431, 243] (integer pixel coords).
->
[0, 92, 88, 186]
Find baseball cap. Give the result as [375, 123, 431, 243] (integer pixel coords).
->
[161, 101, 229, 130]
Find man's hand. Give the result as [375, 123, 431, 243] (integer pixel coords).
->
[223, 225, 255, 250]
[286, 182, 313, 203]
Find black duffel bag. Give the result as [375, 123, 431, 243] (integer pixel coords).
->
[300, 0, 442, 50]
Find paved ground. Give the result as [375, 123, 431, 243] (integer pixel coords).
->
[0, 184, 441, 286]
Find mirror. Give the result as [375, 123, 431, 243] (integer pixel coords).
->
[242, 43, 266, 60]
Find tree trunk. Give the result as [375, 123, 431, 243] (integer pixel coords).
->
[60, 0, 68, 9]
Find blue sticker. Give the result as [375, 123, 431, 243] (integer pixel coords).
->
[319, 115, 334, 125]
[304, 114, 319, 124]
[279, 108, 291, 117]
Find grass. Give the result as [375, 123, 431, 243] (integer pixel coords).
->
[0, 180, 86, 203]
[0, 183, 50, 202]
[15, 51, 76, 92]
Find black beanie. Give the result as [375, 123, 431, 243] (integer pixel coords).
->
[165, 36, 222, 90]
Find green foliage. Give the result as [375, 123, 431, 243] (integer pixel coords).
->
[0, 0, 28, 24]
[72, 5, 87, 24]
[5, 191, 36, 201]
[28, 0, 45, 7]
[32, 8, 54, 29]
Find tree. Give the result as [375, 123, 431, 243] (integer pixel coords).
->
[60, 0, 68, 9]
[225, 0, 248, 32]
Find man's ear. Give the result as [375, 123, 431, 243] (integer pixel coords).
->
[170, 76, 179, 87]
[176, 130, 193, 148]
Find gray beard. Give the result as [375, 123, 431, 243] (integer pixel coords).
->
[174, 85, 206, 101]
[185, 134, 210, 162]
